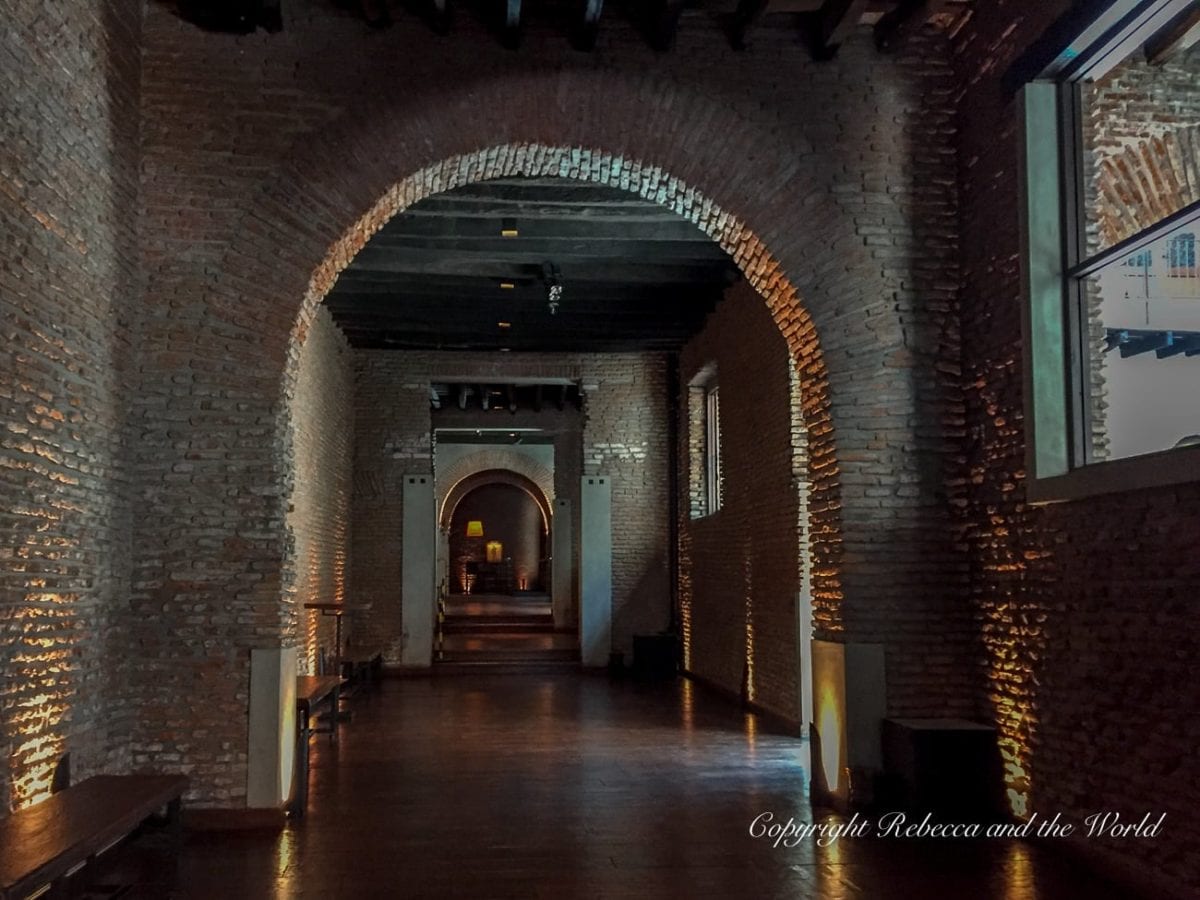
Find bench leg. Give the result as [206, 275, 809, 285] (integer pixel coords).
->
[166, 796, 184, 847]
[330, 684, 342, 739]
[291, 713, 310, 818]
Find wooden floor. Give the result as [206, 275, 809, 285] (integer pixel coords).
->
[99, 675, 1139, 899]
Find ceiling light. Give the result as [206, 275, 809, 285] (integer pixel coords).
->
[543, 262, 563, 315]
[498, 321, 512, 329]
[500, 282, 515, 290]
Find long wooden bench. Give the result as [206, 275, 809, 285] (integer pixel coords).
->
[0, 773, 188, 900]
[291, 675, 342, 818]
[340, 648, 384, 691]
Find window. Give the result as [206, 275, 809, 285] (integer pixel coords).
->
[705, 385, 722, 515]
[687, 367, 722, 518]
[1019, 0, 1200, 499]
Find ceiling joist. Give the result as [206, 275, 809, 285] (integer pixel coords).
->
[572, 0, 605, 51]
[874, 0, 950, 52]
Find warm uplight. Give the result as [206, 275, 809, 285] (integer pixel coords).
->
[812, 642, 848, 802]
[743, 554, 755, 704]
[466, 520, 484, 537]
[816, 686, 843, 795]
[12, 596, 75, 810]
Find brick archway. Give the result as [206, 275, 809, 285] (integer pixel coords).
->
[436, 448, 556, 528]
[127, 58, 983, 807]
[279, 143, 842, 641]
[1095, 125, 1200, 247]
[441, 469, 552, 534]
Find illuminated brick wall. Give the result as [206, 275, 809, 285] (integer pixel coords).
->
[350, 351, 669, 659]
[0, 1, 976, 810]
[0, 0, 142, 813]
[954, 6, 1200, 897]
[285, 306, 354, 675]
[679, 283, 808, 722]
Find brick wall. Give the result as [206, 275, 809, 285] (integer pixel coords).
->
[0, 0, 141, 814]
[954, 6, 1200, 896]
[679, 283, 807, 722]
[1080, 51, 1200, 458]
[352, 351, 669, 658]
[1085, 52, 1200, 249]
[285, 306, 354, 674]
[448, 484, 545, 592]
[13, 0, 978, 806]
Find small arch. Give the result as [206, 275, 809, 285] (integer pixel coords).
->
[436, 446, 555, 526]
[442, 469, 552, 535]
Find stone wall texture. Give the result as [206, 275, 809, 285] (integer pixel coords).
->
[954, 5, 1200, 896]
[0, 0, 142, 813]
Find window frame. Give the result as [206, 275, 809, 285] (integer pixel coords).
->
[1019, 0, 1200, 504]
[704, 384, 722, 516]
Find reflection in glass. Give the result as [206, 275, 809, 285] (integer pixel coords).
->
[1086, 214, 1200, 461]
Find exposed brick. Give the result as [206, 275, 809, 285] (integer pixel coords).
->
[0, 0, 141, 812]
[955, 6, 1200, 896]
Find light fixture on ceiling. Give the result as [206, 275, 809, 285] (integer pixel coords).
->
[498, 321, 512, 329]
[543, 262, 563, 315]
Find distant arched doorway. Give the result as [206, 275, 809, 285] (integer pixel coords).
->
[443, 470, 551, 595]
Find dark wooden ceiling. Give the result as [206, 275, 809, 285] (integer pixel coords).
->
[175, 0, 973, 57]
[324, 177, 741, 352]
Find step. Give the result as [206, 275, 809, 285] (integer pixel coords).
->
[443, 620, 556, 633]
[437, 647, 580, 663]
[433, 659, 581, 676]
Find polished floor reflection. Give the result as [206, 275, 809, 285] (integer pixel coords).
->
[100, 675, 1139, 899]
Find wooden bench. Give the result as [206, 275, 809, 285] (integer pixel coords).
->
[291, 675, 343, 818]
[0, 773, 187, 900]
[340, 648, 384, 691]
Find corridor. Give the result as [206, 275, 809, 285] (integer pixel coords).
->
[103, 677, 1134, 899]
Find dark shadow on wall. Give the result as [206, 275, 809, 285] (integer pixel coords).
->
[614, 551, 670, 654]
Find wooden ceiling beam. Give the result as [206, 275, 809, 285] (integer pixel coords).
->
[874, 0, 949, 52]
[502, 0, 523, 49]
[326, 295, 717, 313]
[355, 338, 686, 352]
[334, 317, 702, 337]
[572, 0, 605, 51]
[730, 0, 771, 50]
[327, 279, 723, 300]
[376, 216, 709, 241]
[361, 0, 392, 28]
[341, 257, 738, 284]
[649, 0, 687, 52]
[356, 237, 729, 261]
[429, 0, 452, 34]
[814, 0, 869, 57]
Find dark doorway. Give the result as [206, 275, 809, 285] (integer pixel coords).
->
[449, 482, 547, 594]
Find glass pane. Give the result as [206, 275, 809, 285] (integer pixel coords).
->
[1084, 213, 1200, 461]
[1080, 43, 1200, 254]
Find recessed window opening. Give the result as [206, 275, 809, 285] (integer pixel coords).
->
[1020, 0, 1200, 494]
